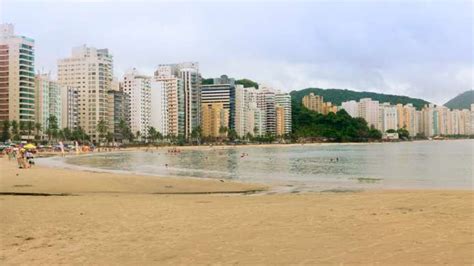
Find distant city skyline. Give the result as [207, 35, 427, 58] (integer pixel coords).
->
[1, 0, 472, 105]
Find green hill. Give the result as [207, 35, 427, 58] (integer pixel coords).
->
[290, 88, 430, 110]
[444, 91, 474, 110]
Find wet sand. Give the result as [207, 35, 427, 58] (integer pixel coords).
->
[0, 158, 473, 264]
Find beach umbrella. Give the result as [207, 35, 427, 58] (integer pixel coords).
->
[24, 143, 36, 150]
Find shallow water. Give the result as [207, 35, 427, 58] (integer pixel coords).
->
[42, 140, 473, 191]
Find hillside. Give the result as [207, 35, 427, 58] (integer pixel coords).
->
[444, 90, 474, 110]
[290, 88, 430, 110]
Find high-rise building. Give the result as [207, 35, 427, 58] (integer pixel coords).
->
[0, 24, 35, 124]
[122, 69, 151, 139]
[378, 103, 397, 132]
[422, 104, 439, 137]
[302, 93, 324, 113]
[234, 85, 245, 137]
[396, 104, 417, 136]
[155, 63, 200, 138]
[358, 98, 380, 130]
[341, 100, 359, 118]
[201, 83, 234, 130]
[58, 45, 113, 141]
[35, 73, 62, 130]
[275, 93, 292, 135]
[60, 86, 79, 130]
[201, 102, 229, 138]
[150, 80, 167, 136]
[107, 89, 130, 141]
[153, 65, 185, 137]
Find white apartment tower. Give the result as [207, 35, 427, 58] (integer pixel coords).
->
[341, 100, 359, 118]
[378, 103, 397, 132]
[35, 73, 62, 129]
[122, 69, 151, 139]
[58, 45, 113, 141]
[0, 23, 35, 123]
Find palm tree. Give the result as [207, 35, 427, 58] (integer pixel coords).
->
[118, 119, 130, 142]
[1, 120, 10, 142]
[10, 120, 19, 141]
[135, 131, 141, 142]
[46, 115, 59, 143]
[96, 119, 108, 145]
[26, 121, 34, 140]
[219, 126, 228, 141]
[191, 126, 202, 144]
[19, 121, 27, 138]
[34, 122, 42, 140]
[148, 127, 158, 143]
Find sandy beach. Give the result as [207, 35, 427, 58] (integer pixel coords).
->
[0, 158, 473, 265]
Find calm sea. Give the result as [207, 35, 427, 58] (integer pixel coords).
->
[42, 140, 473, 191]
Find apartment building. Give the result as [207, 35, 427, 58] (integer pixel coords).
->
[107, 89, 130, 141]
[201, 102, 229, 138]
[0, 23, 35, 123]
[58, 45, 113, 141]
[378, 103, 397, 132]
[153, 65, 185, 137]
[35, 73, 62, 129]
[341, 100, 358, 118]
[60, 86, 79, 130]
[122, 69, 151, 139]
[275, 93, 292, 135]
[358, 98, 380, 130]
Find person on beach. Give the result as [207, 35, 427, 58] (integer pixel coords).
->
[16, 149, 29, 169]
[59, 141, 65, 157]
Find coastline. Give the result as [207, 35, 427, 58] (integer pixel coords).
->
[1, 157, 473, 264]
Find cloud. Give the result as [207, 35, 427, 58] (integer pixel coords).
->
[2, 0, 472, 104]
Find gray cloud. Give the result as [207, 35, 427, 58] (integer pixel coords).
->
[2, 0, 472, 104]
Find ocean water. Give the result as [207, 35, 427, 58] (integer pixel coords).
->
[42, 140, 474, 191]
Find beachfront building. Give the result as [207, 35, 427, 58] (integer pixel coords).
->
[378, 103, 398, 132]
[107, 89, 130, 141]
[396, 103, 418, 136]
[275, 93, 292, 136]
[421, 104, 439, 137]
[122, 69, 151, 140]
[233, 84, 245, 137]
[35, 73, 62, 130]
[181, 66, 201, 138]
[58, 45, 114, 141]
[358, 98, 380, 130]
[154, 62, 200, 139]
[152, 65, 184, 137]
[261, 86, 277, 135]
[201, 102, 229, 138]
[60, 86, 79, 130]
[150, 80, 167, 136]
[0, 23, 35, 124]
[341, 100, 359, 118]
[201, 82, 234, 131]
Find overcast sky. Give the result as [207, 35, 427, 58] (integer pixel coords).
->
[1, 0, 472, 104]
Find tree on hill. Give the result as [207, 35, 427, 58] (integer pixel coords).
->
[235, 79, 259, 89]
[291, 102, 382, 142]
[202, 78, 214, 85]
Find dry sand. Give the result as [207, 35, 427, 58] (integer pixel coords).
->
[0, 158, 473, 265]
